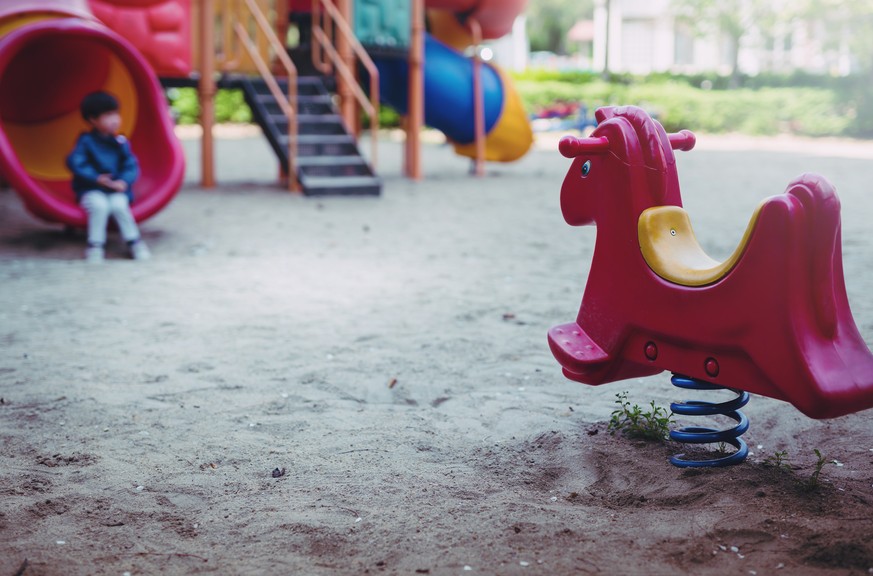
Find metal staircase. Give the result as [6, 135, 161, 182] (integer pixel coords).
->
[240, 76, 381, 196]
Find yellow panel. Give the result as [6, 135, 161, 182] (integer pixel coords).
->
[5, 53, 138, 181]
[426, 9, 472, 51]
[5, 112, 88, 181]
[211, 0, 275, 74]
[0, 13, 59, 39]
[105, 52, 138, 137]
[453, 67, 533, 162]
[637, 204, 764, 287]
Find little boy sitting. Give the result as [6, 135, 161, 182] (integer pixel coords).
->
[66, 91, 150, 262]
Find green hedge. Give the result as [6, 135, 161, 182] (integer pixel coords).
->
[165, 73, 870, 138]
[513, 72, 864, 138]
[166, 87, 252, 124]
[165, 86, 401, 129]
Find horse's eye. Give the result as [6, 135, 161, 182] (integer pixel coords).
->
[581, 160, 592, 177]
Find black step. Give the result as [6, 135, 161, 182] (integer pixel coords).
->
[299, 175, 381, 196]
[248, 77, 328, 97]
[297, 155, 373, 178]
[284, 134, 361, 157]
[296, 155, 369, 166]
[254, 95, 335, 117]
[298, 96, 334, 116]
[250, 76, 329, 96]
[272, 114, 348, 136]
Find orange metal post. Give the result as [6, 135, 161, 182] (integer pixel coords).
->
[199, 0, 216, 188]
[406, 0, 424, 180]
[311, 0, 327, 73]
[469, 17, 485, 177]
[276, 0, 289, 62]
[336, 0, 356, 131]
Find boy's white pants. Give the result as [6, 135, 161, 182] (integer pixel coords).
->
[80, 191, 140, 246]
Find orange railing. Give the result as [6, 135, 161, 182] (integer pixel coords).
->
[210, 0, 268, 74]
[312, 0, 379, 169]
[195, 0, 298, 190]
[231, 0, 298, 190]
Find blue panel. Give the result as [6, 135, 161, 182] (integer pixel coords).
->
[373, 34, 504, 144]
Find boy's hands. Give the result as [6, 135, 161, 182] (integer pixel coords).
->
[96, 174, 128, 192]
[109, 180, 128, 192]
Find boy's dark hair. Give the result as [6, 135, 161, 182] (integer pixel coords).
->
[80, 91, 119, 120]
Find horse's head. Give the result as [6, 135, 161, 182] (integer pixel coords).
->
[558, 106, 694, 227]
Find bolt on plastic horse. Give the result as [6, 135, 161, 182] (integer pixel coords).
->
[548, 106, 873, 467]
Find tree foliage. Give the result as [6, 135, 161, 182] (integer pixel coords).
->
[792, 0, 873, 134]
[795, 0, 873, 73]
[526, 0, 594, 55]
[671, 0, 776, 85]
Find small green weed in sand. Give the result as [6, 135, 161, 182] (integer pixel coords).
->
[608, 392, 673, 441]
[763, 449, 792, 471]
[806, 448, 829, 489]
[761, 448, 832, 490]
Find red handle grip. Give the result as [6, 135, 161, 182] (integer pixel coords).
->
[668, 130, 696, 152]
[558, 136, 611, 158]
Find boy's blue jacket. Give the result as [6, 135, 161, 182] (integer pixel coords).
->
[66, 130, 139, 202]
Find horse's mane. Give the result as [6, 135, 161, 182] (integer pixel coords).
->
[595, 106, 677, 206]
[595, 106, 675, 172]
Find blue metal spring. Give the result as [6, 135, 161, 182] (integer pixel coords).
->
[669, 374, 750, 468]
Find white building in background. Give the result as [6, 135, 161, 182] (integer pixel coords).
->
[586, 0, 853, 76]
[489, 15, 529, 72]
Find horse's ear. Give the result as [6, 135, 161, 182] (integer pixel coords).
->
[595, 107, 616, 123]
[559, 136, 610, 158]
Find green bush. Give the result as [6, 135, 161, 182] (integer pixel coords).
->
[165, 87, 252, 124]
[512, 69, 601, 85]
[167, 87, 402, 129]
[165, 70, 870, 138]
[361, 104, 401, 129]
[514, 74, 856, 137]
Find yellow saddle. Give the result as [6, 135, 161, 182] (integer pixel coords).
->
[638, 204, 763, 287]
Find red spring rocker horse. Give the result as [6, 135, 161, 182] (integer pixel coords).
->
[548, 106, 873, 467]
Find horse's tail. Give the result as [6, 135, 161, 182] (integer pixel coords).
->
[785, 173, 842, 337]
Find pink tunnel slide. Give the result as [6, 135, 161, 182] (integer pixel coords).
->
[0, 0, 184, 228]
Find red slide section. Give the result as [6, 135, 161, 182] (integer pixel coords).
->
[88, 0, 191, 78]
[425, 0, 527, 39]
[0, 0, 184, 228]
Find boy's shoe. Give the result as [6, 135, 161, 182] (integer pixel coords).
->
[84, 245, 105, 263]
[130, 240, 151, 261]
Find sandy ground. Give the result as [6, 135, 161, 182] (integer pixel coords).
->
[1, 128, 873, 576]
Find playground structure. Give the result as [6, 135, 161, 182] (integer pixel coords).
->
[373, 0, 532, 167]
[196, 0, 533, 185]
[0, 0, 533, 225]
[549, 106, 873, 467]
